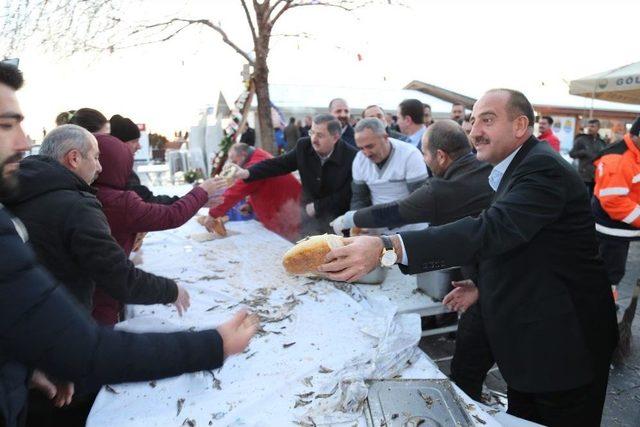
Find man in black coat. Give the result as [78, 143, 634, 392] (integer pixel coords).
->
[329, 98, 356, 147]
[0, 62, 258, 427]
[235, 114, 357, 236]
[320, 89, 618, 426]
[569, 118, 606, 197]
[1, 125, 189, 316]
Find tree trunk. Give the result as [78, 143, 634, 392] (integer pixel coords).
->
[253, 4, 276, 155]
[253, 61, 276, 155]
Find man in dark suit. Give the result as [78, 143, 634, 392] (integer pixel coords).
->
[234, 114, 357, 236]
[320, 89, 618, 426]
[329, 98, 356, 147]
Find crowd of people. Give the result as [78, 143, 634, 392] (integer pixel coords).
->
[1, 58, 639, 427]
[207, 92, 636, 426]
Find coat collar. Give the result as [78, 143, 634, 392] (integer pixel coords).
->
[316, 139, 349, 166]
[494, 135, 539, 196]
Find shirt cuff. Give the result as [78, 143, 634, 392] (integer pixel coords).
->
[397, 234, 409, 265]
[343, 210, 356, 229]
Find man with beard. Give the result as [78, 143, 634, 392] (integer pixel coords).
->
[451, 103, 466, 122]
[329, 98, 356, 147]
[320, 88, 618, 426]
[0, 62, 258, 427]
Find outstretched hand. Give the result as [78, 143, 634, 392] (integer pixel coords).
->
[443, 279, 478, 313]
[217, 310, 260, 359]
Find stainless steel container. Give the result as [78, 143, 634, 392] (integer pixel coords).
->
[364, 379, 474, 427]
[416, 265, 476, 301]
[355, 266, 389, 285]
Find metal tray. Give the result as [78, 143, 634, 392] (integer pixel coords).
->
[364, 379, 473, 427]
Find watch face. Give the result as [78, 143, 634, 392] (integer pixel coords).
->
[381, 250, 397, 267]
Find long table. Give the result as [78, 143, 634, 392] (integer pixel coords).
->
[86, 201, 531, 426]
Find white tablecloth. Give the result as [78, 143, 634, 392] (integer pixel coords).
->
[85, 189, 531, 426]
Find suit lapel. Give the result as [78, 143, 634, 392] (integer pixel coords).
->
[494, 136, 539, 199]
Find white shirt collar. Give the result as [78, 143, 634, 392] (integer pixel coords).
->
[488, 145, 523, 191]
[408, 125, 426, 148]
[318, 148, 335, 165]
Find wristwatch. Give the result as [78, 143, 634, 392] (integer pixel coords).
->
[379, 235, 397, 267]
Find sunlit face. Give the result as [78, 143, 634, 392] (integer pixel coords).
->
[0, 83, 29, 197]
[75, 136, 102, 184]
[423, 106, 432, 125]
[330, 100, 350, 127]
[462, 121, 472, 136]
[125, 138, 141, 154]
[538, 118, 551, 134]
[355, 128, 390, 164]
[451, 105, 465, 121]
[363, 106, 386, 123]
[396, 107, 411, 134]
[309, 122, 339, 157]
[469, 91, 528, 165]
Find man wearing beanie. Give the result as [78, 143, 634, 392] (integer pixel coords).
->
[110, 114, 179, 205]
[592, 116, 640, 304]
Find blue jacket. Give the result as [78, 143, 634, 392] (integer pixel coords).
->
[0, 206, 224, 427]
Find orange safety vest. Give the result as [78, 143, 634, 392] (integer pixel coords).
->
[593, 134, 640, 239]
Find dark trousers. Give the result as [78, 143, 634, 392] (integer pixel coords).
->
[598, 237, 630, 285]
[506, 361, 610, 427]
[450, 304, 495, 401]
[26, 390, 96, 427]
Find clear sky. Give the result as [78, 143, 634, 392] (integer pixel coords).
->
[8, 0, 640, 139]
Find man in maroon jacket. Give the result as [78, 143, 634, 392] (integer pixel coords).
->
[205, 143, 301, 241]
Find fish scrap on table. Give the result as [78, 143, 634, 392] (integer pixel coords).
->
[105, 385, 118, 394]
[176, 398, 185, 416]
[315, 383, 339, 399]
[294, 399, 312, 408]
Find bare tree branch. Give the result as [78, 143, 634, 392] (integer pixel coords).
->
[270, 0, 292, 25]
[129, 18, 255, 65]
[240, 0, 258, 44]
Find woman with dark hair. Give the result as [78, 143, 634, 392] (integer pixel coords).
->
[69, 108, 109, 133]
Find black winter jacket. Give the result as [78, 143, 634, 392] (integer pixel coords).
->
[245, 138, 357, 235]
[0, 156, 177, 310]
[0, 205, 223, 427]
